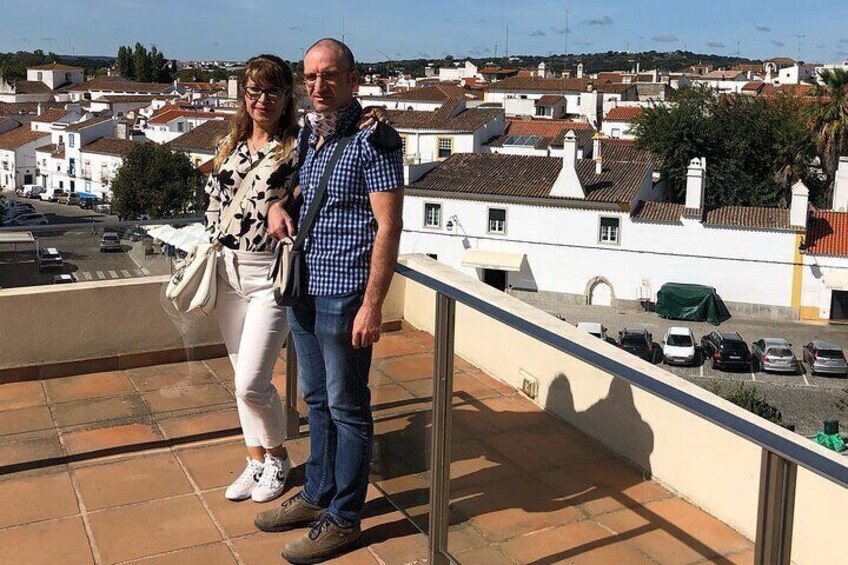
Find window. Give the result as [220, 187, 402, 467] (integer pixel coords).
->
[400, 136, 408, 154]
[424, 203, 442, 229]
[488, 208, 507, 234]
[177, 122, 185, 132]
[611, 128, 621, 138]
[599, 217, 620, 244]
[69, 135, 74, 148]
[437, 138, 453, 159]
[37, 72, 42, 81]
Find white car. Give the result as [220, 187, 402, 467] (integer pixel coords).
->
[576, 322, 609, 341]
[662, 327, 698, 366]
[21, 184, 46, 199]
[8, 213, 48, 226]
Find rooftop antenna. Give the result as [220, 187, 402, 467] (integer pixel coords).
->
[494, 42, 499, 59]
[794, 34, 805, 60]
[505, 24, 509, 60]
[736, 40, 741, 59]
[565, 8, 571, 58]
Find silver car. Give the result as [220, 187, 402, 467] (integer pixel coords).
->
[802, 341, 848, 377]
[751, 338, 799, 374]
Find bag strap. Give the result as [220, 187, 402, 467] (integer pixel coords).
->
[293, 135, 353, 250]
[217, 146, 273, 235]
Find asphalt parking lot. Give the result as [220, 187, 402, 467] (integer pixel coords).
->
[552, 303, 848, 437]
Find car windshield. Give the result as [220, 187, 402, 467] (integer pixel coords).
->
[722, 341, 747, 352]
[667, 334, 692, 347]
[622, 334, 647, 346]
[103, 234, 119, 240]
[818, 349, 843, 359]
[768, 347, 793, 357]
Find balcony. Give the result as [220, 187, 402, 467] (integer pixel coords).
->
[0, 233, 846, 564]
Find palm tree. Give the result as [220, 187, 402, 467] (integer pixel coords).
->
[807, 68, 848, 207]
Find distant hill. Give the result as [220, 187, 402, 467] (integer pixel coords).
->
[359, 50, 763, 78]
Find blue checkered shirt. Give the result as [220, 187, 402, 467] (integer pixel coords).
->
[297, 100, 404, 296]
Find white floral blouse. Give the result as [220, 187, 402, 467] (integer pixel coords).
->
[204, 137, 299, 252]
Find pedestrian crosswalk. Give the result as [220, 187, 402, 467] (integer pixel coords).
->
[76, 268, 152, 281]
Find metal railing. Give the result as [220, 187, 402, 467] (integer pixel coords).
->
[282, 261, 848, 565]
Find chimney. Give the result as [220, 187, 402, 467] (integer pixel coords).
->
[636, 61, 641, 73]
[37, 102, 43, 116]
[592, 131, 604, 161]
[685, 157, 707, 210]
[833, 157, 848, 212]
[550, 131, 585, 198]
[790, 180, 810, 228]
[576, 63, 584, 79]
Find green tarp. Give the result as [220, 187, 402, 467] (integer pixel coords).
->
[655, 283, 731, 326]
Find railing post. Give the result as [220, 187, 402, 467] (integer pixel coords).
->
[429, 292, 456, 565]
[284, 334, 301, 440]
[754, 449, 796, 565]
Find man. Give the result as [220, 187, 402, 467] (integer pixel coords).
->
[255, 38, 404, 564]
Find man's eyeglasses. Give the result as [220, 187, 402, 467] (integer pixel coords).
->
[244, 86, 287, 102]
[304, 70, 351, 86]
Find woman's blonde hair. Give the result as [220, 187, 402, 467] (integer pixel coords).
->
[214, 54, 301, 171]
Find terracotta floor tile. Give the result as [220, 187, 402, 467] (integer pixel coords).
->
[371, 383, 416, 411]
[452, 476, 584, 541]
[61, 422, 162, 456]
[378, 353, 434, 382]
[203, 356, 234, 382]
[273, 352, 288, 375]
[373, 333, 427, 359]
[44, 371, 134, 403]
[74, 452, 194, 511]
[446, 522, 491, 555]
[452, 372, 505, 400]
[643, 498, 752, 557]
[427, 439, 522, 493]
[0, 381, 46, 411]
[402, 327, 435, 350]
[177, 441, 251, 490]
[134, 543, 238, 565]
[87, 495, 221, 564]
[454, 546, 517, 564]
[0, 432, 63, 467]
[0, 405, 53, 437]
[722, 549, 755, 565]
[141, 383, 234, 414]
[453, 354, 478, 373]
[127, 360, 218, 391]
[365, 516, 429, 565]
[467, 370, 517, 397]
[51, 394, 148, 428]
[202, 487, 282, 538]
[0, 470, 79, 528]
[0, 517, 94, 565]
[158, 408, 241, 439]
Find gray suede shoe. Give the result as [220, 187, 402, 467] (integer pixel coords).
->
[282, 515, 362, 564]
[254, 492, 325, 533]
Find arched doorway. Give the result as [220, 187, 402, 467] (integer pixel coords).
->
[585, 277, 615, 307]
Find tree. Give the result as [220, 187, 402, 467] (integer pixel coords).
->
[634, 86, 818, 208]
[133, 43, 150, 82]
[807, 68, 848, 207]
[116, 45, 133, 78]
[111, 144, 199, 219]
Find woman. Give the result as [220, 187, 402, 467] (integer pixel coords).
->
[204, 54, 299, 503]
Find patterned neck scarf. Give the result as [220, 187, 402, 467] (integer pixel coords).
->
[306, 111, 338, 139]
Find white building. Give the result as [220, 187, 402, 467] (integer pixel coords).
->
[601, 106, 642, 140]
[28, 106, 82, 132]
[0, 79, 54, 103]
[438, 61, 478, 82]
[78, 138, 143, 197]
[692, 70, 751, 94]
[26, 63, 84, 90]
[360, 85, 479, 112]
[168, 119, 230, 170]
[487, 119, 595, 158]
[388, 99, 504, 169]
[483, 77, 601, 124]
[66, 77, 173, 103]
[0, 126, 51, 189]
[776, 63, 815, 85]
[34, 116, 115, 194]
[142, 109, 227, 144]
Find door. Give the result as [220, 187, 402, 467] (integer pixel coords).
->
[483, 269, 507, 291]
[24, 174, 32, 185]
[831, 291, 848, 321]
[590, 281, 613, 306]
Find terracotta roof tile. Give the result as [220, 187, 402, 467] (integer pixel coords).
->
[28, 63, 82, 71]
[0, 102, 61, 117]
[600, 139, 662, 168]
[632, 201, 684, 223]
[704, 206, 792, 230]
[382, 85, 478, 102]
[806, 210, 848, 257]
[148, 109, 222, 125]
[605, 107, 643, 121]
[407, 152, 650, 205]
[485, 76, 592, 93]
[536, 95, 565, 106]
[81, 138, 141, 157]
[387, 106, 501, 133]
[596, 73, 624, 84]
[10, 81, 53, 94]
[30, 108, 72, 123]
[701, 70, 747, 80]
[69, 77, 172, 94]
[167, 119, 231, 153]
[0, 126, 50, 150]
[596, 83, 635, 94]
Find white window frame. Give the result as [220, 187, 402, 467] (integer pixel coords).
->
[68, 135, 75, 148]
[598, 216, 621, 245]
[423, 202, 442, 229]
[437, 137, 453, 160]
[487, 207, 508, 235]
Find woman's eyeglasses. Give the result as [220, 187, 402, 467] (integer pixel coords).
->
[244, 86, 287, 102]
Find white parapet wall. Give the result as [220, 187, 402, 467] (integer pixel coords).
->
[397, 253, 848, 565]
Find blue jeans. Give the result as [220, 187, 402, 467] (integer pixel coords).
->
[287, 292, 373, 526]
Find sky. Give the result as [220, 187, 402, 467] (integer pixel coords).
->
[2, 0, 847, 64]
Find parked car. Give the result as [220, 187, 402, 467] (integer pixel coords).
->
[662, 327, 698, 366]
[79, 197, 102, 210]
[99, 231, 122, 252]
[21, 184, 46, 199]
[618, 328, 654, 361]
[37, 247, 63, 270]
[2, 204, 37, 222]
[94, 203, 112, 214]
[40, 189, 65, 202]
[701, 331, 752, 371]
[576, 322, 609, 341]
[751, 338, 800, 374]
[7, 213, 49, 226]
[50, 274, 74, 284]
[802, 341, 848, 377]
[59, 192, 81, 206]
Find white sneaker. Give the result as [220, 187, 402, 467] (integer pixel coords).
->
[251, 453, 291, 503]
[225, 457, 264, 501]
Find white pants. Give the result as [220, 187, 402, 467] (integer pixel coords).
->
[215, 248, 288, 448]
